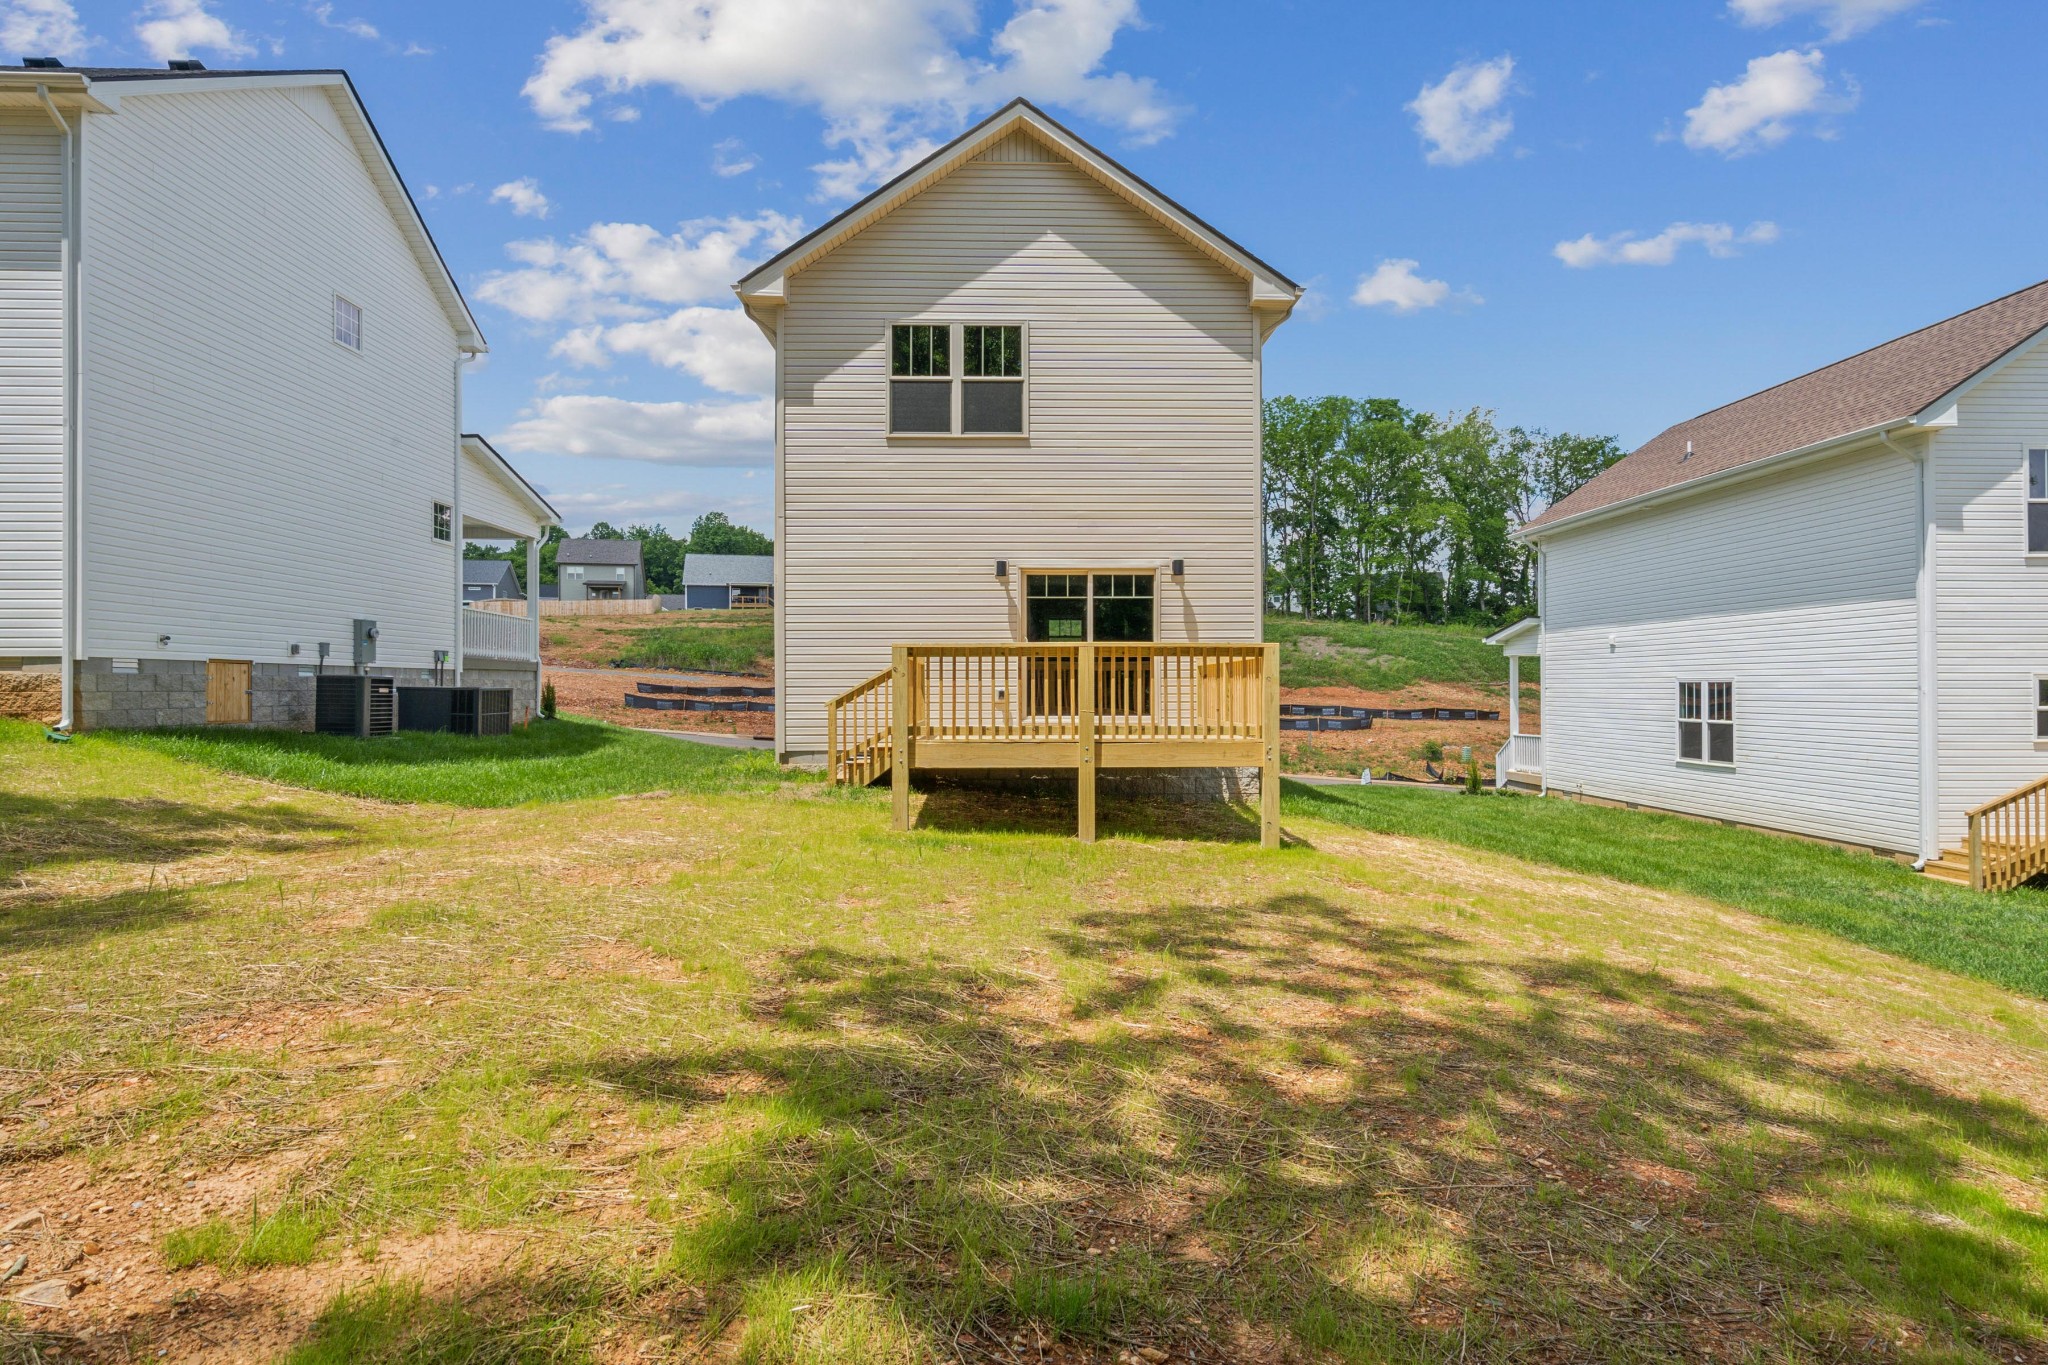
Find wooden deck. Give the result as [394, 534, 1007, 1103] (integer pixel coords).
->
[828, 643, 1280, 846]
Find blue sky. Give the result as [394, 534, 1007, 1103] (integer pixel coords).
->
[10, 0, 2047, 535]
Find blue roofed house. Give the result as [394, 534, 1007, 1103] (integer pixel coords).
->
[680, 554, 774, 610]
[462, 560, 522, 602]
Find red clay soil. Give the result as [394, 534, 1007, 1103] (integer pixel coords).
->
[546, 667, 774, 739]
[1278, 682, 1540, 781]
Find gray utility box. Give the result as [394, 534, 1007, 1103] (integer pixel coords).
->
[352, 618, 379, 667]
[315, 674, 397, 737]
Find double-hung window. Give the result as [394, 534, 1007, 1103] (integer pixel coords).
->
[2035, 678, 2048, 740]
[333, 295, 362, 351]
[2029, 449, 2048, 552]
[432, 502, 451, 543]
[888, 322, 1025, 435]
[1677, 679, 1735, 765]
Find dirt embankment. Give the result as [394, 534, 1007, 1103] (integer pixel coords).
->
[1279, 680, 1539, 781]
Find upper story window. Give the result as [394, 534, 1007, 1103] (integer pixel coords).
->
[333, 295, 363, 351]
[2029, 449, 2048, 551]
[1678, 679, 1734, 765]
[889, 322, 1025, 436]
[432, 501, 451, 542]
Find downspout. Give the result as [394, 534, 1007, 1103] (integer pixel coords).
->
[1883, 427, 1939, 868]
[1536, 544, 1549, 798]
[451, 351, 471, 686]
[38, 86, 81, 732]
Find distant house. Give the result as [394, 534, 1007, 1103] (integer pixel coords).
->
[1503, 278, 2048, 887]
[463, 560, 522, 601]
[556, 538, 644, 601]
[0, 61, 557, 729]
[680, 554, 773, 609]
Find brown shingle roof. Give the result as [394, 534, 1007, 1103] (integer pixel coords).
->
[1526, 278, 2048, 533]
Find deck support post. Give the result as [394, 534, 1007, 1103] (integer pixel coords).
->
[1261, 642, 1280, 849]
[1077, 643, 1097, 843]
[1969, 813, 1983, 892]
[892, 645, 911, 831]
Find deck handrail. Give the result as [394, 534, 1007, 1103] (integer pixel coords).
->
[827, 669, 894, 788]
[1967, 774, 2048, 892]
[898, 642, 1270, 745]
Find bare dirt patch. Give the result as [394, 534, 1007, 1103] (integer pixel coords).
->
[1280, 682, 1540, 779]
[547, 667, 773, 738]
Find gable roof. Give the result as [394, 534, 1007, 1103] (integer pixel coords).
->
[2, 64, 484, 351]
[463, 559, 519, 589]
[557, 537, 643, 568]
[682, 554, 774, 587]
[1527, 278, 2048, 536]
[734, 98, 1300, 318]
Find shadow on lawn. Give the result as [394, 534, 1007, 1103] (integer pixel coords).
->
[0, 791, 354, 881]
[552, 893, 2048, 1364]
[913, 783, 1267, 844]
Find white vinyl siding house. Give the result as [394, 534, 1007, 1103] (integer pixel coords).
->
[1538, 444, 1923, 853]
[0, 64, 556, 727]
[0, 116, 64, 659]
[1513, 278, 2048, 868]
[737, 101, 1300, 763]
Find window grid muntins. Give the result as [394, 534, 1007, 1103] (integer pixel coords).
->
[1678, 679, 1734, 765]
[889, 322, 1024, 435]
[432, 502, 451, 543]
[334, 295, 362, 351]
[1025, 572, 1154, 643]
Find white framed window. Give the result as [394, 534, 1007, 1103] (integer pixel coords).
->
[1677, 679, 1735, 766]
[333, 295, 363, 351]
[2028, 449, 2048, 553]
[888, 322, 1026, 436]
[432, 501, 451, 542]
[2035, 678, 2048, 740]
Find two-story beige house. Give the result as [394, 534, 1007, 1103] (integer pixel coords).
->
[735, 100, 1299, 835]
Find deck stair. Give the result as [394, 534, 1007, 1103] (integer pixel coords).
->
[1921, 775, 2048, 891]
[827, 669, 894, 787]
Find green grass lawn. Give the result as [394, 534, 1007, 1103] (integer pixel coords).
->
[609, 618, 774, 674]
[7, 722, 2048, 1363]
[105, 717, 782, 807]
[1266, 614, 1535, 693]
[1291, 782, 2048, 1000]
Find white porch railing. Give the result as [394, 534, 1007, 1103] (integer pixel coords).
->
[462, 604, 538, 661]
[1494, 734, 1542, 789]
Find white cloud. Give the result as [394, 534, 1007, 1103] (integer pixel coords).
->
[543, 485, 769, 533]
[712, 138, 758, 178]
[1407, 55, 1516, 166]
[1682, 49, 1853, 155]
[1350, 259, 1477, 313]
[522, 0, 1181, 197]
[494, 395, 773, 467]
[1554, 220, 1780, 268]
[1727, 0, 1924, 40]
[475, 211, 802, 324]
[554, 305, 774, 397]
[1, 0, 89, 59]
[134, 0, 251, 60]
[307, 2, 376, 41]
[490, 178, 552, 219]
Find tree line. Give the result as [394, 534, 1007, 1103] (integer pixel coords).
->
[465, 512, 773, 594]
[1262, 396, 1624, 625]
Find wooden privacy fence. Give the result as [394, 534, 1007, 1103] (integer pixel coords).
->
[1968, 774, 2048, 891]
[471, 597, 660, 618]
[829, 642, 1279, 846]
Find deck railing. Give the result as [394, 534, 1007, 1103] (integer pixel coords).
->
[827, 669, 894, 788]
[1493, 733, 1542, 789]
[830, 642, 1279, 846]
[461, 604, 538, 661]
[1968, 775, 2048, 891]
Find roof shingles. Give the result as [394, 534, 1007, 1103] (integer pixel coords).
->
[1528, 278, 2048, 533]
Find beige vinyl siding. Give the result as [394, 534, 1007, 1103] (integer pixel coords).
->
[78, 86, 459, 669]
[1540, 443, 1923, 853]
[1932, 340, 2048, 846]
[777, 154, 1261, 757]
[0, 116, 64, 656]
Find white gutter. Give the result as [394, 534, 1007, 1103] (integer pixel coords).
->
[450, 351, 472, 685]
[37, 85, 81, 732]
[1518, 418, 1920, 544]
